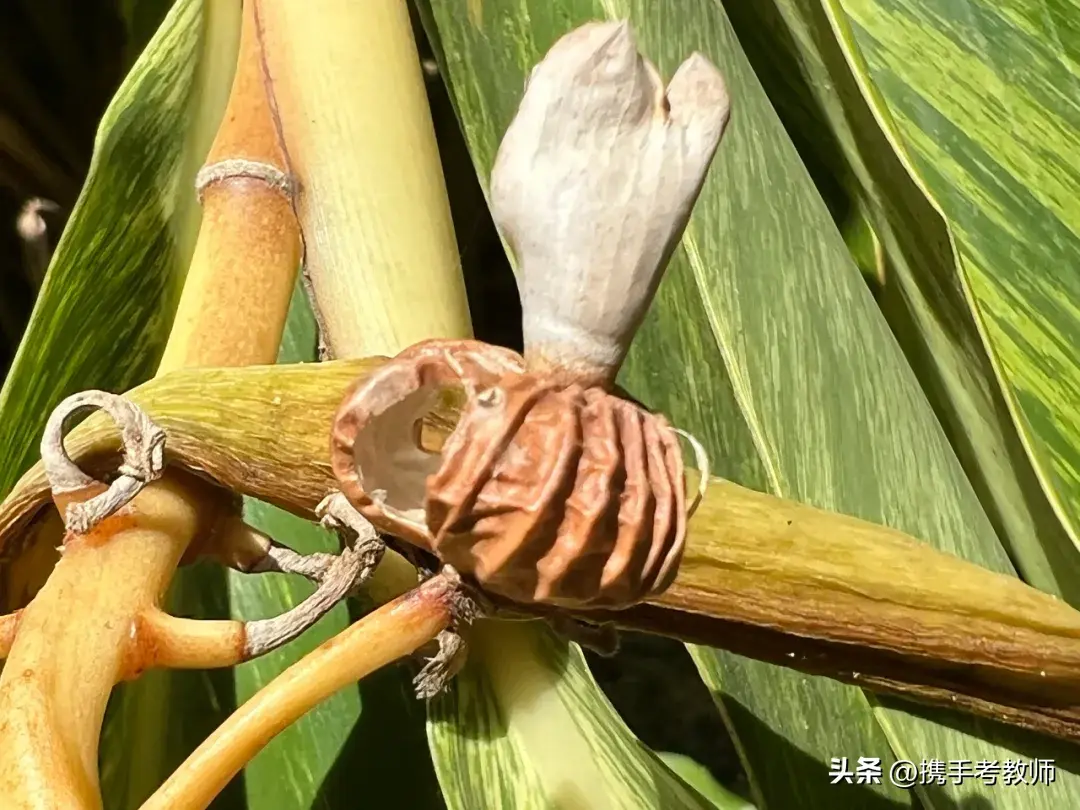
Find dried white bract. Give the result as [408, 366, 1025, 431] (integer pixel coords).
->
[491, 21, 730, 387]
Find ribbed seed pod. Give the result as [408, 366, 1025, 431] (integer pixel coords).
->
[329, 339, 525, 552]
[330, 340, 688, 609]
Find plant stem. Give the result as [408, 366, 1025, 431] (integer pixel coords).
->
[134, 609, 246, 671]
[0, 0, 303, 806]
[140, 571, 457, 810]
[253, 0, 472, 356]
[0, 474, 228, 808]
[157, 0, 299, 372]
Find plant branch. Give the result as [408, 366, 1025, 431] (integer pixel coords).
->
[41, 390, 167, 534]
[11, 360, 1080, 743]
[132, 610, 246, 672]
[244, 495, 386, 657]
[139, 569, 459, 810]
[0, 472, 230, 809]
[196, 512, 335, 580]
[156, 0, 300, 374]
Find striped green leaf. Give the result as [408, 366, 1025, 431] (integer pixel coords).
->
[0, 0, 228, 498]
[728, 1, 1080, 801]
[423, 1, 1080, 807]
[657, 753, 756, 810]
[428, 621, 714, 809]
[826, 0, 1080, 565]
[725, 0, 1080, 605]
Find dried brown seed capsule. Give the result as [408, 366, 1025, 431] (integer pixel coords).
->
[331, 20, 724, 610]
[329, 339, 689, 609]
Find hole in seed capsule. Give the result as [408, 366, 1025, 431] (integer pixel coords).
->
[476, 387, 502, 408]
[412, 417, 444, 455]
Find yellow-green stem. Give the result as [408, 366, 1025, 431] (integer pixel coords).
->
[0, 476, 224, 808]
[141, 572, 455, 810]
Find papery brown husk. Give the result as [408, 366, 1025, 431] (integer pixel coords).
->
[328, 339, 689, 610]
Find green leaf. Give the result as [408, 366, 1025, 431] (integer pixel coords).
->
[726, 2, 1080, 802]
[427, 621, 714, 810]
[0, 0, 229, 499]
[825, 0, 1080, 578]
[227, 283, 444, 810]
[424, 1, 1080, 808]
[657, 753, 756, 810]
[725, 0, 1080, 605]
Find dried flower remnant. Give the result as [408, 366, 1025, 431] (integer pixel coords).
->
[330, 21, 729, 610]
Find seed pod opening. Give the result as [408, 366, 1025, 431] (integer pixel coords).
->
[330, 340, 526, 551]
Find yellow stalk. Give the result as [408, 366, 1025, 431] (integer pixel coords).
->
[157, 0, 300, 372]
[10, 370, 1080, 741]
[254, 0, 472, 356]
[0, 0, 477, 804]
[0, 474, 229, 808]
[0, 0, 305, 806]
[135, 609, 246, 670]
[141, 572, 457, 810]
[158, 0, 297, 371]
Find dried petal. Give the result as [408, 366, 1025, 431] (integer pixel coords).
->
[535, 389, 622, 604]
